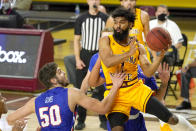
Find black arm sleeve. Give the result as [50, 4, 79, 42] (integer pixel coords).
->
[74, 16, 82, 35]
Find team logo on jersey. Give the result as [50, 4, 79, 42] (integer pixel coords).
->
[45, 96, 53, 103]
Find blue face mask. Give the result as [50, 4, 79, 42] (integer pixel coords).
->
[158, 13, 167, 21]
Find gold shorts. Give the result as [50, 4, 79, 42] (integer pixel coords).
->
[104, 80, 153, 117]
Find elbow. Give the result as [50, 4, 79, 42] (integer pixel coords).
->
[99, 109, 109, 115]
[101, 59, 113, 68]
[88, 81, 97, 87]
[104, 61, 113, 68]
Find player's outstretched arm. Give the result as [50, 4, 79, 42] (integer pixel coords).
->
[141, 10, 150, 40]
[99, 36, 136, 67]
[154, 63, 170, 102]
[7, 97, 35, 126]
[88, 56, 105, 87]
[72, 73, 126, 114]
[80, 70, 91, 93]
[139, 43, 166, 77]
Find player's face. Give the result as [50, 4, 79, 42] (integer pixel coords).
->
[87, 0, 100, 9]
[55, 67, 69, 87]
[120, 0, 136, 10]
[113, 17, 131, 41]
[155, 7, 169, 17]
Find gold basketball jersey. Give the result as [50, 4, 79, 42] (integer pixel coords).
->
[101, 35, 139, 89]
[129, 8, 144, 45]
[130, 8, 151, 63]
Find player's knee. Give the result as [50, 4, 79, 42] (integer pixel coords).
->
[167, 114, 178, 125]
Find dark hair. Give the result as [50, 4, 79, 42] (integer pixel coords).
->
[38, 62, 58, 89]
[112, 7, 135, 23]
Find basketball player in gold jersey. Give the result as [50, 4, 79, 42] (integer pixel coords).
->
[99, 7, 196, 131]
[105, 0, 152, 61]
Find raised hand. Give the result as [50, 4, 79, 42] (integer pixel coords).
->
[110, 73, 126, 89]
[12, 118, 28, 131]
[76, 59, 86, 69]
[157, 62, 170, 84]
[127, 36, 137, 56]
[138, 43, 147, 56]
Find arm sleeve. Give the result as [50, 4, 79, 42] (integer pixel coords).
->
[74, 16, 82, 35]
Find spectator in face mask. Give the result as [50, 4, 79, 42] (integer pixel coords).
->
[149, 5, 184, 59]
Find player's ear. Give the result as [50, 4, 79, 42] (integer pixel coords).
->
[50, 77, 57, 84]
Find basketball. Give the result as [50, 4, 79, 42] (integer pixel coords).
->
[146, 27, 172, 52]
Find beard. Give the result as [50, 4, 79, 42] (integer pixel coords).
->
[57, 79, 69, 87]
[113, 27, 129, 42]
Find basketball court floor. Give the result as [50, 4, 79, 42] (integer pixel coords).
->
[1, 16, 196, 130]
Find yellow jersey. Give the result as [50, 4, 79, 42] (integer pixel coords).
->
[130, 8, 151, 62]
[129, 8, 145, 45]
[101, 35, 139, 90]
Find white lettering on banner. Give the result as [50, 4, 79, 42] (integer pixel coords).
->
[0, 46, 27, 63]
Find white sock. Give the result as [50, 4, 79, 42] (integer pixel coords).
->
[170, 115, 196, 131]
[159, 119, 166, 127]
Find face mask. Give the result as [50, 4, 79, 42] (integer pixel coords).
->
[158, 13, 167, 21]
[93, 4, 97, 9]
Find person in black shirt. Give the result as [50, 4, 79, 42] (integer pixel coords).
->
[73, 0, 108, 130]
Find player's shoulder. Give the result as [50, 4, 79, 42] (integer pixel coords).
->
[140, 9, 150, 24]
[68, 88, 84, 102]
[68, 88, 80, 95]
[100, 36, 110, 44]
[92, 52, 99, 59]
[106, 16, 114, 24]
[140, 9, 149, 17]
